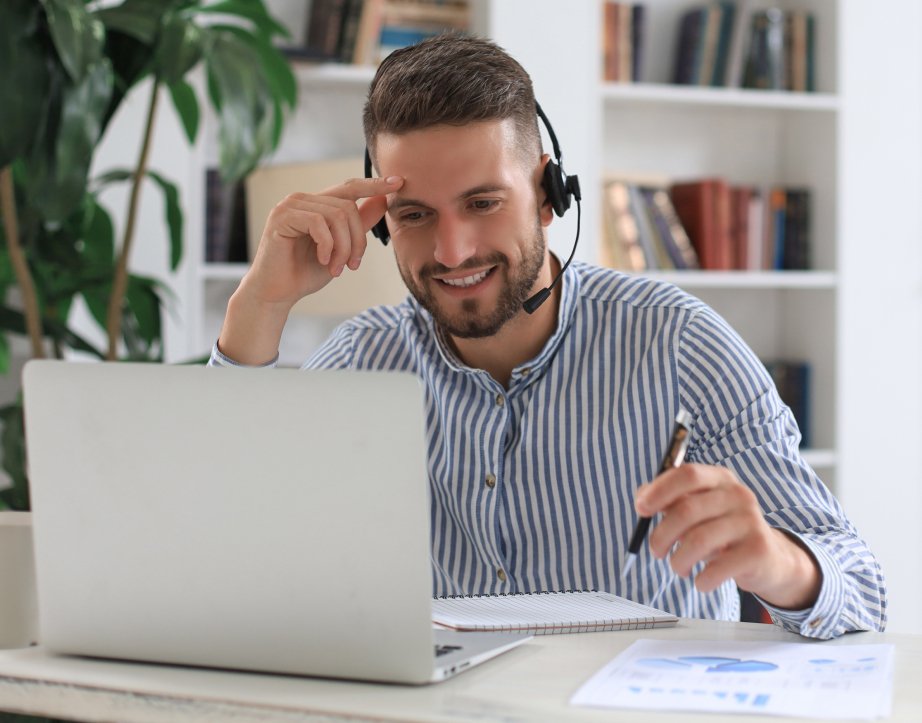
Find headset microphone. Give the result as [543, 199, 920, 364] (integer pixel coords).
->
[365, 101, 581, 314]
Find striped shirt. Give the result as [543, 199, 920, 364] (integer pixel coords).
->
[210, 261, 886, 639]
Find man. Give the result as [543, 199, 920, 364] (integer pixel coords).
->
[211, 34, 885, 639]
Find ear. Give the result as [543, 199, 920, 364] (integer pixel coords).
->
[535, 153, 555, 227]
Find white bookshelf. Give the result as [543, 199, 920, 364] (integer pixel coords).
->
[599, 1, 837, 474]
[160, 0, 922, 632]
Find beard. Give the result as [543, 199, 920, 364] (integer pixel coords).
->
[398, 216, 546, 339]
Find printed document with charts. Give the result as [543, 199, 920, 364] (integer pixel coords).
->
[431, 591, 677, 635]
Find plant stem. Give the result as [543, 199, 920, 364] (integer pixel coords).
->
[106, 79, 160, 361]
[0, 166, 45, 359]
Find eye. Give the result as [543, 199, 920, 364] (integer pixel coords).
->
[469, 198, 499, 212]
[398, 210, 430, 226]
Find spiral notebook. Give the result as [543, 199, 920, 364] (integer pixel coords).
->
[432, 591, 678, 635]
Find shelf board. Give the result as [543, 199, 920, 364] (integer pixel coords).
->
[601, 83, 840, 112]
[199, 263, 248, 281]
[293, 62, 376, 87]
[638, 270, 837, 289]
[800, 449, 836, 469]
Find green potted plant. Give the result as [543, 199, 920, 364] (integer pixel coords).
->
[0, 0, 298, 513]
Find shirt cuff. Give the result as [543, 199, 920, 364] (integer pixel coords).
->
[208, 341, 279, 368]
[755, 529, 845, 640]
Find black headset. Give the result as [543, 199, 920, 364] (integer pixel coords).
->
[363, 101, 581, 314]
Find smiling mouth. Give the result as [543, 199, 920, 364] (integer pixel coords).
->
[438, 267, 495, 288]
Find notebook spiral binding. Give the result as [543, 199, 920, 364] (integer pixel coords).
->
[436, 589, 597, 599]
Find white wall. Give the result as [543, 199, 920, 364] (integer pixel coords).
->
[837, 0, 922, 634]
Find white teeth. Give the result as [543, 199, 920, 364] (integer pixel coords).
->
[442, 269, 490, 287]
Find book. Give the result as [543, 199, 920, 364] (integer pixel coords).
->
[669, 179, 733, 270]
[672, 7, 706, 85]
[764, 360, 811, 447]
[617, 2, 633, 83]
[723, 0, 756, 87]
[782, 188, 811, 270]
[743, 8, 786, 90]
[377, 0, 469, 62]
[601, 180, 646, 271]
[352, 0, 385, 65]
[645, 187, 700, 270]
[602, 1, 620, 81]
[303, 0, 350, 61]
[431, 590, 678, 634]
[204, 169, 248, 264]
[602, 3, 646, 83]
[630, 4, 646, 82]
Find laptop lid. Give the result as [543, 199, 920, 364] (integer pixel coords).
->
[23, 361, 441, 683]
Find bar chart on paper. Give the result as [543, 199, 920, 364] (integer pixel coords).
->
[570, 639, 894, 720]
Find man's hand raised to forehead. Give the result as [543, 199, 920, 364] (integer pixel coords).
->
[217, 175, 403, 366]
[244, 175, 403, 308]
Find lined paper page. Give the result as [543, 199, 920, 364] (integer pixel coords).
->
[431, 591, 678, 635]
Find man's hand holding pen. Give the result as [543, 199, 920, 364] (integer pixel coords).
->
[635, 464, 824, 612]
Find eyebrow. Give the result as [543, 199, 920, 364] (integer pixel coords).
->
[388, 184, 510, 211]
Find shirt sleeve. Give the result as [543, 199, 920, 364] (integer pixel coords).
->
[676, 306, 887, 639]
[207, 342, 279, 368]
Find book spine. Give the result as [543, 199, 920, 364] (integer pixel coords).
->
[697, 5, 723, 86]
[617, 2, 633, 83]
[673, 8, 704, 85]
[631, 4, 646, 83]
[711, 1, 736, 87]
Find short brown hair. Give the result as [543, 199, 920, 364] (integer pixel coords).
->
[363, 33, 541, 168]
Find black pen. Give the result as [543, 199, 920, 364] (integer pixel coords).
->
[621, 409, 693, 578]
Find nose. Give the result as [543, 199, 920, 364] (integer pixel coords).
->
[432, 214, 476, 268]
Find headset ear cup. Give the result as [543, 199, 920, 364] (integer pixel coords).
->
[542, 160, 570, 217]
[372, 218, 390, 245]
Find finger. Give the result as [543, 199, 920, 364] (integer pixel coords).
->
[666, 511, 749, 578]
[635, 464, 725, 517]
[320, 175, 403, 202]
[274, 199, 361, 275]
[647, 484, 736, 559]
[693, 541, 766, 594]
[306, 213, 336, 267]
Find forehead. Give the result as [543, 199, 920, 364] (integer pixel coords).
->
[374, 119, 527, 193]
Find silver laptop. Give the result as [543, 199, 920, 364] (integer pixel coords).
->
[22, 360, 529, 684]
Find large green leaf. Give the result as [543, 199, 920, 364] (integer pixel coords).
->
[145, 170, 184, 271]
[82, 196, 116, 270]
[154, 13, 205, 86]
[0, 333, 9, 376]
[26, 58, 113, 224]
[0, 1, 53, 166]
[0, 305, 106, 359]
[94, 0, 164, 44]
[195, 0, 291, 40]
[40, 0, 105, 82]
[209, 23, 297, 109]
[168, 78, 200, 144]
[204, 31, 279, 181]
[125, 274, 162, 347]
[92, 168, 183, 271]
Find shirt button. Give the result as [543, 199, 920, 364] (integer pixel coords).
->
[497, 568, 507, 582]
[809, 618, 823, 629]
[485, 473, 496, 488]
[495, 393, 505, 407]
[520, 367, 531, 377]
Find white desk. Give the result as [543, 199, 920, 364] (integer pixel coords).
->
[0, 619, 918, 722]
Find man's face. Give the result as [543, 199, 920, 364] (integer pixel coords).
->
[374, 120, 551, 339]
